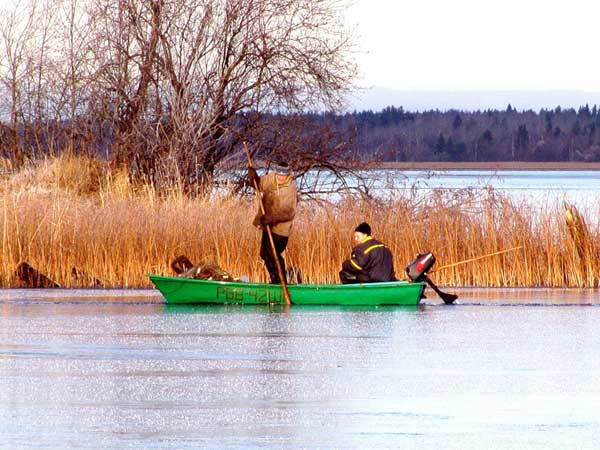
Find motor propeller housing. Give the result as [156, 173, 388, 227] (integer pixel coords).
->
[405, 252, 436, 281]
[405, 252, 458, 305]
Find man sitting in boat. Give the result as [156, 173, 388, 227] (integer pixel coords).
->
[339, 222, 396, 284]
[248, 160, 298, 284]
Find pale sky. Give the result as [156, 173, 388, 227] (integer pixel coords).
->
[1, 0, 598, 94]
[347, 0, 600, 92]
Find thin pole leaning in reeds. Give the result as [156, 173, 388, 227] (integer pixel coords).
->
[243, 142, 291, 305]
[431, 246, 524, 273]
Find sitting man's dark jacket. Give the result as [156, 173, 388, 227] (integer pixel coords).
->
[341, 236, 396, 283]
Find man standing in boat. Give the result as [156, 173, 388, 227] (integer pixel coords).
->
[248, 161, 298, 284]
[340, 222, 396, 284]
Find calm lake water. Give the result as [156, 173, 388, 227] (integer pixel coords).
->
[1, 289, 600, 449]
[333, 169, 600, 212]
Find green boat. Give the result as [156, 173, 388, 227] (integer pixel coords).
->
[148, 274, 425, 306]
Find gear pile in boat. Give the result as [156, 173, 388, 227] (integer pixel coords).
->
[171, 255, 235, 282]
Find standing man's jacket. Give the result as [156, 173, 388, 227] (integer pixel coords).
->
[252, 172, 297, 237]
[342, 236, 396, 282]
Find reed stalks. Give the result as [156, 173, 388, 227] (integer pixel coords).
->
[1, 155, 598, 288]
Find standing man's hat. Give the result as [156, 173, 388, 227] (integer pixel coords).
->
[355, 222, 371, 235]
[274, 161, 290, 176]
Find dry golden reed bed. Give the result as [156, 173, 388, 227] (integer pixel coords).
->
[1, 155, 598, 288]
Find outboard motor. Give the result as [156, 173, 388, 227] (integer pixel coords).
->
[405, 252, 436, 281]
[405, 252, 458, 305]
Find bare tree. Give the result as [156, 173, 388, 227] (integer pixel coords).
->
[0, 0, 356, 190]
[49, 0, 96, 152]
[0, 0, 70, 161]
[83, 0, 356, 188]
[0, 0, 39, 162]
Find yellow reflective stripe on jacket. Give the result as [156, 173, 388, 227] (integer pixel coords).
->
[364, 244, 385, 254]
[350, 259, 362, 270]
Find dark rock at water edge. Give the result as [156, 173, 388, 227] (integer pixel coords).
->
[15, 262, 60, 288]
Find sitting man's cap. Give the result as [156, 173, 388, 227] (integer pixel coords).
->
[354, 222, 371, 235]
[274, 161, 290, 176]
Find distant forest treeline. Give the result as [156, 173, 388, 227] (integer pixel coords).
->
[317, 104, 600, 162]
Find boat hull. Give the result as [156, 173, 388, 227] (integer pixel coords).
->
[148, 274, 425, 306]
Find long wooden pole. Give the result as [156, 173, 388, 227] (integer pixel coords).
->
[244, 142, 291, 305]
[431, 246, 523, 273]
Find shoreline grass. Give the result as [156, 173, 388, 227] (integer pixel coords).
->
[1, 155, 598, 288]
